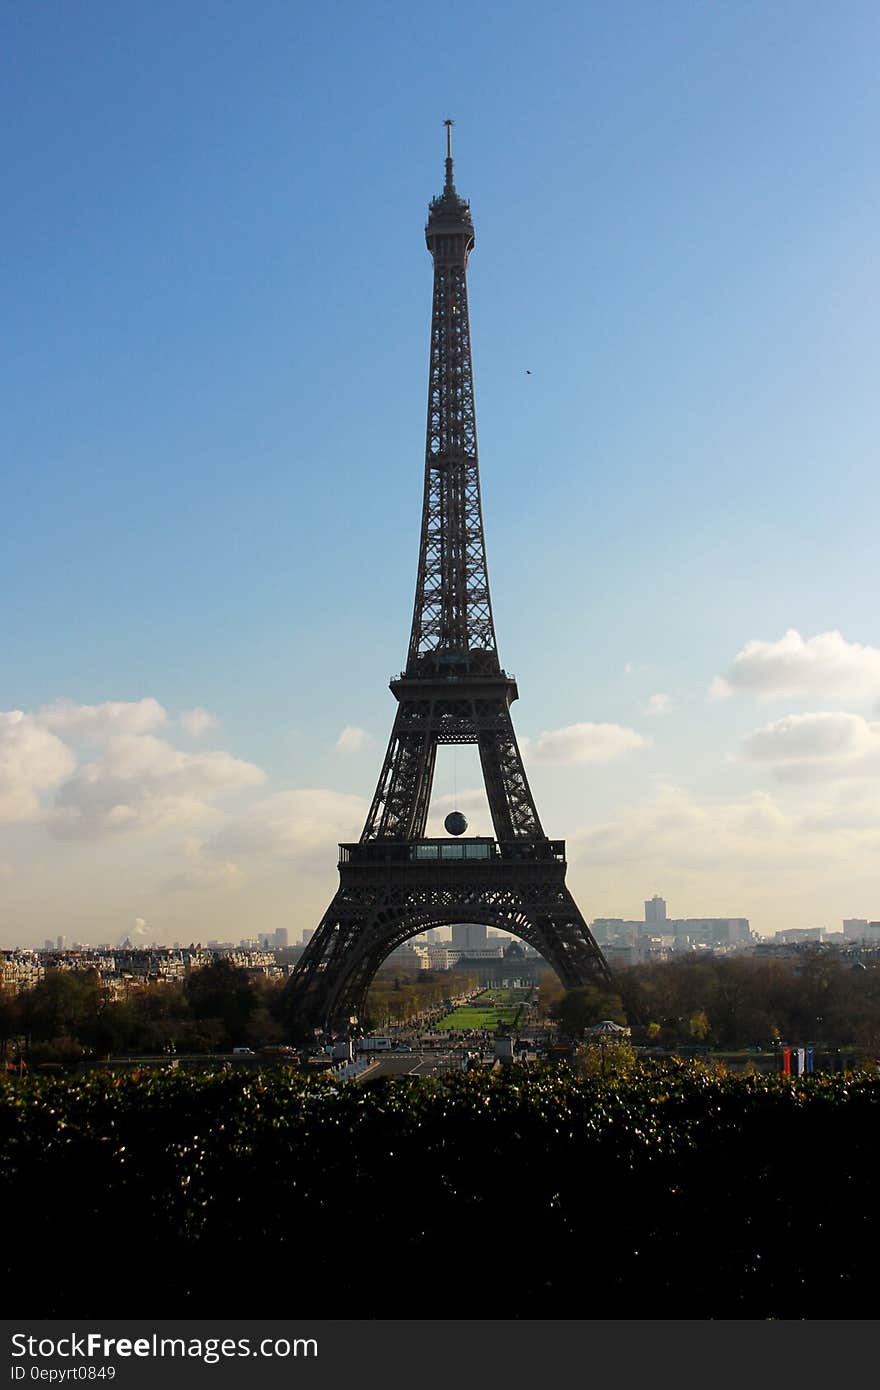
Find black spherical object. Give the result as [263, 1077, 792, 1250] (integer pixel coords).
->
[444, 810, 468, 836]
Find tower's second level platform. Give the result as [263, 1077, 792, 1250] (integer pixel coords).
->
[339, 837, 566, 867]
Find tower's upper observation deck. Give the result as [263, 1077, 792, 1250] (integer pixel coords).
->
[425, 119, 474, 264]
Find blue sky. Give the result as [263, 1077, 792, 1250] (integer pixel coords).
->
[2, 2, 879, 945]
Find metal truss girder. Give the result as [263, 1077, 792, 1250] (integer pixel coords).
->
[359, 687, 543, 843]
[408, 232, 497, 674]
[285, 147, 612, 1035]
[285, 860, 611, 1035]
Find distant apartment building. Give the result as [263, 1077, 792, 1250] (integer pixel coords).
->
[675, 918, 751, 946]
[591, 898, 751, 956]
[591, 919, 641, 946]
[774, 927, 827, 945]
[447, 946, 504, 962]
[425, 943, 453, 971]
[386, 944, 430, 971]
[602, 943, 640, 969]
[842, 919, 880, 942]
[3, 942, 301, 996]
[843, 919, 868, 940]
[451, 923, 488, 951]
[273, 928, 289, 948]
[1, 950, 45, 994]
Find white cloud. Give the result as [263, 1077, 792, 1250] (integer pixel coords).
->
[547, 777, 880, 933]
[179, 707, 219, 738]
[37, 698, 168, 738]
[0, 711, 77, 824]
[430, 787, 489, 812]
[738, 712, 880, 783]
[710, 630, 880, 702]
[645, 693, 672, 716]
[572, 783, 880, 880]
[334, 725, 372, 754]
[207, 788, 367, 859]
[524, 722, 650, 765]
[50, 734, 266, 838]
[741, 712, 880, 764]
[575, 786, 793, 870]
[1, 698, 273, 845]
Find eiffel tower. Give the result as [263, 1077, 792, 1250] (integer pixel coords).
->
[286, 123, 612, 1036]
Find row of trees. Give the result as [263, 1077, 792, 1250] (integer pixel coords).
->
[0, 960, 287, 1062]
[551, 952, 880, 1052]
[363, 969, 478, 1031]
[5, 951, 880, 1063]
[0, 962, 483, 1063]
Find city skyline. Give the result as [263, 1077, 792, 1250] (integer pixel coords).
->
[3, 3, 880, 946]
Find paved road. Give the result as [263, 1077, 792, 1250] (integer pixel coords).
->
[356, 1051, 469, 1080]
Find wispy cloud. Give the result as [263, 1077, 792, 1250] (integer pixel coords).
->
[562, 779, 880, 932]
[645, 693, 672, 717]
[572, 783, 880, 879]
[206, 788, 367, 859]
[574, 786, 793, 871]
[739, 712, 880, 782]
[161, 860, 244, 894]
[180, 707, 220, 738]
[524, 722, 650, 765]
[430, 787, 488, 812]
[37, 698, 168, 738]
[741, 712, 878, 762]
[334, 725, 372, 754]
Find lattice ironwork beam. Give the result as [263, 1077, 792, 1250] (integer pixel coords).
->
[285, 128, 612, 1036]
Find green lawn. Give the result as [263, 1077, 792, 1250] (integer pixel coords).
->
[436, 988, 532, 1031]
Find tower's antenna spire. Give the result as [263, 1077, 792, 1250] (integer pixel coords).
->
[443, 117, 455, 191]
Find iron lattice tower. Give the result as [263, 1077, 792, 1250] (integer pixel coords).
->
[286, 125, 611, 1035]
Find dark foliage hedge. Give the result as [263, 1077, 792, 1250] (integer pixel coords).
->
[2, 1062, 877, 1318]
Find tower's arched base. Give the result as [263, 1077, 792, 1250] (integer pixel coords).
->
[283, 837, 611, 1037]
